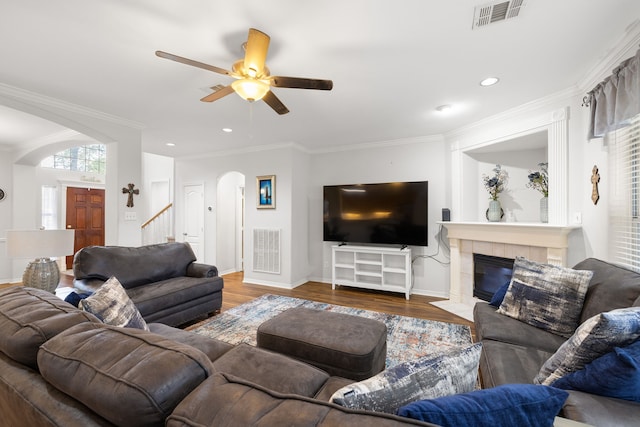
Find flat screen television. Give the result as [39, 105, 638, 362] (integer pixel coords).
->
[323, 181, 428, 246]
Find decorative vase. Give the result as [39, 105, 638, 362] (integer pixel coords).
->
[486, 200, 503, 222]
[540, 196, 548, 223]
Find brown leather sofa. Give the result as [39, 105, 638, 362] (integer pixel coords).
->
[0, 286, 436, 427]
[474, 258, 640, 427]
[72, 242, 223, 326]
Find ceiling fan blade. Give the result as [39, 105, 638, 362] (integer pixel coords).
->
[155, 50, 232, 76]
[271, 76, 333, 91]
[263, 90, 290, 115]
[243, 28, 270, 76]
[200, 85, 235, 102]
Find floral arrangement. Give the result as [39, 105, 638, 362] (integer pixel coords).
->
[527, 162, 549, 197]
[482, 164, 509, 201]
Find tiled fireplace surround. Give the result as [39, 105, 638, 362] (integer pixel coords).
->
[432, 222, 578, 321]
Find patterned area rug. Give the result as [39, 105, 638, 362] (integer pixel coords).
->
[189, 294, 472, 368]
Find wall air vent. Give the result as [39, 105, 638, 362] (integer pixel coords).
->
[253, 228, 281, 274]
[473, 0, 526, 29]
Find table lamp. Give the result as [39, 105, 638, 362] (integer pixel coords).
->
[6, 229, 75, 293]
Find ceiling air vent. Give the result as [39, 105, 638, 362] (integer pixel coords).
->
[473, 0, 526, 29]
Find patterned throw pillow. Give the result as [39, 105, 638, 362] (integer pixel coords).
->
[535, 307, 640, 385]
[80, 276, 149, 330]
[330, 343, 482, 414]
[497, 257, 593, 337]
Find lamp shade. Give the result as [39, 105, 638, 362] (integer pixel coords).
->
[6, 229, 75, 259]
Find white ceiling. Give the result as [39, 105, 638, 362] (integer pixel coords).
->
[1, 0, 639, 159]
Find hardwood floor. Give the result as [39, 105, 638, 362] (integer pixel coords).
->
[1, 271, 475, 335]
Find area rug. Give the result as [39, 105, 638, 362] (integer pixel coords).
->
[189, 294, 473, 368]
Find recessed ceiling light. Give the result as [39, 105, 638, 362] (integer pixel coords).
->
[480, 77, 499, 87]
[166, 142, 175, 147]
[222, 128, 233, 133]
[435, 104, 453, 113]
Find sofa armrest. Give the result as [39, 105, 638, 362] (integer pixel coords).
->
[187, 262, 219, 278]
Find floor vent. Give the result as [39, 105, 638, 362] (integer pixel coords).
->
[473, 0, 526, 29]
[253, 228, 280, 274]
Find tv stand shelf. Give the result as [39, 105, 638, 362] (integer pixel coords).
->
[332, 245, 412, 300]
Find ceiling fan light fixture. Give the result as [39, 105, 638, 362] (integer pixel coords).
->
[232, 78, 270, 101]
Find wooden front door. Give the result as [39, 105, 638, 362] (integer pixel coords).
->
[66, 187, 105, 269]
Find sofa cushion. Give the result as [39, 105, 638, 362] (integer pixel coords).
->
[330, 343, 482, 414]
[0, 286, 100, 369]
[474, 301, 566, 354]
[80, 276, 149, 330]
[38, 322, 213, 427]
[535, 307, 640, 385]
[167, 373, 437, 427]
[148, 322, 233, 361]
[212, 343, 330, 397]
[126, 275, 223, 318]
[72, 242, 197, 289]
[551, 339, 640, 402]
[575, 258, 640, 323]
[497, 257, 593, 338]
[478, 340, 555, 388]
[397, 384, 568, 427]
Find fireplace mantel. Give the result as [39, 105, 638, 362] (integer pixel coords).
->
[440, 222, 580, 249]
[432, 221, 581, 321]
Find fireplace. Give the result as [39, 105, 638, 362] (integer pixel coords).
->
[430, 222, 579, 321]
[473, 254, 514, 302]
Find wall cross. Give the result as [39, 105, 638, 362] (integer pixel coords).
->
[122, 183, 139, 207]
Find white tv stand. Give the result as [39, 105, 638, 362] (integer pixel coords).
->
[331, 245, 412, 300]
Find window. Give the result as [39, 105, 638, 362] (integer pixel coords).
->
[609, 115, 640, 271]
[40, 144, 106, 174]
[41, 185, 58, 230]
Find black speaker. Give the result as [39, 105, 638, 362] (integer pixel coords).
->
[442, 208, 450, 222]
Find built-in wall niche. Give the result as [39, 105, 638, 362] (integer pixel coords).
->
[463, 130, 548, 223]
[451, 107, 569, 225]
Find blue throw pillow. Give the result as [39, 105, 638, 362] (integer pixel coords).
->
[397, 384, 568, 427]
[489, 281, 510, 307]
[552, 339, 640, 402]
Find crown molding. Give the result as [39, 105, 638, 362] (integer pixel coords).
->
[577, 19, 640, 92]
[0, 83, 144, 130]
[445, 86, 581, 142]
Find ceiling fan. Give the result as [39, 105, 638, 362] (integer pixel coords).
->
[156, 28, 333, 115]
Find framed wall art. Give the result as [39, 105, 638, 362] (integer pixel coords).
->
[257, 175, 275, 209]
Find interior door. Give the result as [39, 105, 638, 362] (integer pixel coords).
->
[66, 187, 105, 269]
[183, 184, 204, 260]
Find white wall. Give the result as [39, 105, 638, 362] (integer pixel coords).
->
[0, 153, 12, 282]
[309, 136, 451, 298]
[175, 145, 302, 288]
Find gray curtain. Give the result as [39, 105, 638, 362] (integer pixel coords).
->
[585, 48, 640, 139]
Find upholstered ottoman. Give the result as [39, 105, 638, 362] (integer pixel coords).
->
[256, 307, 387, 381]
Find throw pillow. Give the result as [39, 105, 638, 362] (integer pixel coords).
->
[535, 307, 640, 385]
[80, 276, 149, 330]
[397, 384, 568, 427]
[497, 257, 593, 337]
[330, 343, 481, 414]
[489, 281, 510, 307]
[551, 339, 640, 402]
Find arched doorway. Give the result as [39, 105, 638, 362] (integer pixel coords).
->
[216, 171, 245, 274]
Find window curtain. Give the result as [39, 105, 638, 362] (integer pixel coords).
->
[585, 48, 640, 139]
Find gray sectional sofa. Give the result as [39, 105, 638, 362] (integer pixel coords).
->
[475, 258, 640, 426]
[0, 286, 436, 427]
[72, 242, 223, 326]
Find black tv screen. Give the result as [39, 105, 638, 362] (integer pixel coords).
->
[323, 181, 428, 246]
